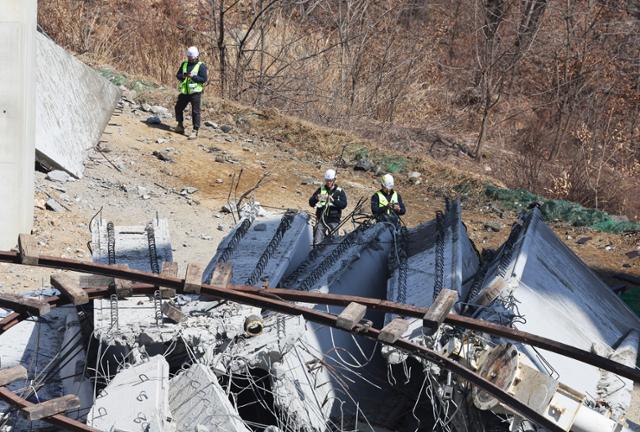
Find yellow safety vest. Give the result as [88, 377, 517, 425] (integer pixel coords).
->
[317, 186, 341, 208]
[179, 61, 204, 94]
[377, 190, 398, 214]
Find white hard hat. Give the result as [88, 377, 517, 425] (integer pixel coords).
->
[324, 169, 336, 181]
[187, 46, 199, 58]
[381, 174, 394, 189]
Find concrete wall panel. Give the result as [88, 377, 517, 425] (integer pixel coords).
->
[35, 33, 120, 178]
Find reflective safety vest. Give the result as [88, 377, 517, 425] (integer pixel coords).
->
[316, 186, 341, 208]
[376, 190, 398, 214]
[179, 61, 204, 94]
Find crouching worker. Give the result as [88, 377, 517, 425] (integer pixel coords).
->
[308, 169, 347, 245]
[371, 174, 406, 226]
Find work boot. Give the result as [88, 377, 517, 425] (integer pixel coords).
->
[175, 122, 185, 134]
[188, 129, 199, 140]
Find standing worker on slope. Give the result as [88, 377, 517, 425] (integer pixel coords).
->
[371, 174, 406, 225]
[308, 169, 348, 245]
[175, 46, 208, 140]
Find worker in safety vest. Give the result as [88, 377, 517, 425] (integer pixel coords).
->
[308, 169, 347, 245]
[371, 174, 406, 225]
[175, 46, 208, 139]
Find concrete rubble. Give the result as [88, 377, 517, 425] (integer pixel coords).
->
[0, 205, 638, 432]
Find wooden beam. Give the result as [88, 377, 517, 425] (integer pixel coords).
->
[161, 302, 185, 323]
[423, 289, 458, 336]
[211, 262, 233, 288]
[18, 233, 39, 265]
[336, 302, 367, 330]
[0, 293, 50, 316]
[50, 274, 89, 305]
[184, 263, 203, 294]
[158, 261, 178, 298]
[0, 366, 28, 386]
[21, 394, 80, 421]
[110, 264, 133, 298]
[378, 318, 410, 343]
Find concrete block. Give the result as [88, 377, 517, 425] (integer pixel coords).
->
[35, 33, 120, 178]
[87, 355, 172, 432]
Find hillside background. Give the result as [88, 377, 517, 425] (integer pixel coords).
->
[39, 0, 640, 218]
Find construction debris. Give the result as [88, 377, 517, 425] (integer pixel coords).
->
[0, 205, 638, 432]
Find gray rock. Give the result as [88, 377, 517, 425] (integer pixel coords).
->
[46, 170, 70, 183]
[484, 221, 503, 232]
[204, 121, 219, 129]
[301, 178, 321, 186]
[151, 105, 172, 118]
[136, 186, 148, 197]
[354, 159, 374, 171]
[152, 150, 175, 163]
[156, 138, 167, 145]
[221, 203, 237, 213]
[180, 187, 198, 195]
[215, 155, 226, 163]
[141, 103, 152, 112]
[625, 250, 640, 259]
[146, 116, 161, 125]
[217, 224, 225, 231]
[220, 124, 233, 133]
[576, 236, 592, 245]
[45, 198, 65, 212]
[408, 171, 422, 180]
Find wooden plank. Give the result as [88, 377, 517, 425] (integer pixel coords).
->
[0, 293, 50, 316]
[336, 302, 367, 330]
[211, 262, 233, 288]
[161, 261, 179, 277]
[161, 302, 185, 323]
[0, 366, 28, 386]
[158, 261, 178, 298]
[50, 274, 89, 305]
[184, 263, 203, 294]
[18, 233, 39, 265]
[21, 394, 80, 421]
[423, 289, 458, 336]
[109, 264, 133, 298]
[378, 318, 410, 343]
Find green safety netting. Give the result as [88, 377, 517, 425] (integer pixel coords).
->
[485, 185, 640, 233]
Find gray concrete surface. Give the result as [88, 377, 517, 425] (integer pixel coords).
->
[0, 1, 36, 249]
[35, 32, 120, 178]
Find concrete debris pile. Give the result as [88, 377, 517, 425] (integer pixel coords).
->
[0, 204, 638, 432]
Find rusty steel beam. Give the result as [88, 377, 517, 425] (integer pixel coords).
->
[0, 387, 96, 432]
[232, 285, 640, 383]
[1, 250, 638, 383]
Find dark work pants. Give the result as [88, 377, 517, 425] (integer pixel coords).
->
[175, 92, 202, 130]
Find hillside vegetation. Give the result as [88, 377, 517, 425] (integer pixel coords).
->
[39, 0, 640, 218]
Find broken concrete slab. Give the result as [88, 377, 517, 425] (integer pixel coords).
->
[169, 363, 250, 432]
[87, 355, 174, 432]
[90, 215, 172, 273]
[35, 32, 120, 178]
